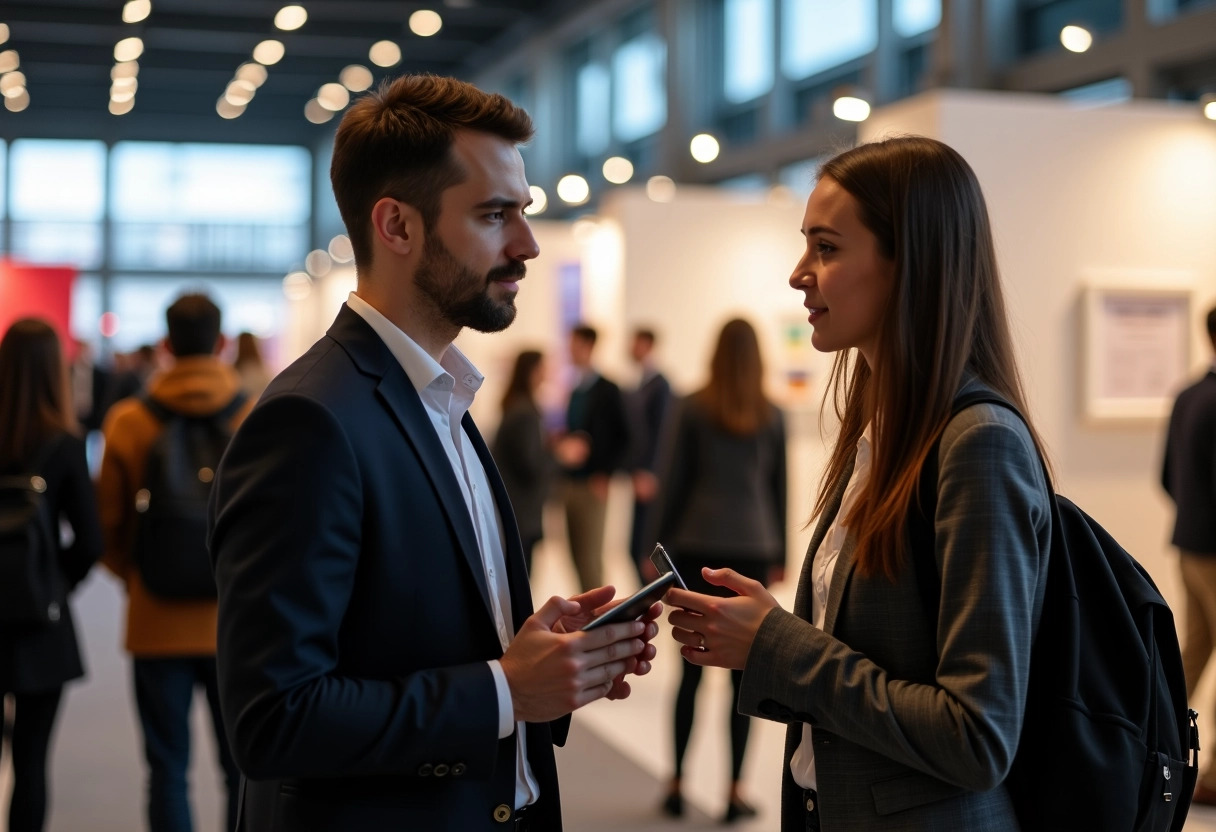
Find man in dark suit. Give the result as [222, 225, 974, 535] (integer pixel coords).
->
[625, 327, 673, 582]
[208, 75, 658, 832]
[557, 324, 630, 591]
[1162, 304, 1216, 807]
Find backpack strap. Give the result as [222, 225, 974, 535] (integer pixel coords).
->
[140, 390, 248, 425]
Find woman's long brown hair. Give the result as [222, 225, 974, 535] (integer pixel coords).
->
[811, 136, 1050, 581]
[0, 318, 75, 467]
[695, 317, 775, 435]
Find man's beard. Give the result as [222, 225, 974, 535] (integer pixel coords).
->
[415, 234, 524, 333]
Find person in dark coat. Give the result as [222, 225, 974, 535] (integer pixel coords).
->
[0, 318, 102, 832]
[625, 327, 674, 583]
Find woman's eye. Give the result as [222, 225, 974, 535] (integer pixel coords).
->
[815, 241, 835, 255]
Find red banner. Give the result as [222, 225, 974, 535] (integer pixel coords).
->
[0, 259, 78, 354]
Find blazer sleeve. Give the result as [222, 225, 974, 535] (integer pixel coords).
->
[209, 392, 501, 781]
[769, 408, 788, 566]
[739, 414, 1050, 792]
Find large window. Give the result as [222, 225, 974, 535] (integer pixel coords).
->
[576, 63, 612, 157]
[781, 0, 877, 81]
[894, 0, 941, 37]
[724, 0, 774, 104]
[9, 139, 106, 269]
[613, 32, 667, 142]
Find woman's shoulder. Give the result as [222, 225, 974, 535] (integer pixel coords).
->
[939, 387, 1041, 473]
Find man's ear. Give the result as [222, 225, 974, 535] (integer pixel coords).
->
[370, 197, 423, 257]
[213, 333, 227, 357]
[160, 336, 176, 358]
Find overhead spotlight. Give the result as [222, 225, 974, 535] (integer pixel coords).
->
[369, 40, 401, 67]
[409, 10, 443, 37]
[110, 84, 136, 103]
[304, 98, 333, 124]
[114, 36, 144, 62]
[646, 175, 676, 203]
[0, 71, 26, 97]
[282, 271, 312, 300]
[4, 88, 29, 112]
[110, 75, 137, 93]
[328, 234, 354, 263]
[0, 49, 18, 73]
[1060, 24, 1093, 53]
[216, 97, 246, 119]
[556, 174, 590, 206]
[111, 60, 139, 79]
[0, 23, 9, 45]
[832, 92, 871, 122]
[253, 39, 285, 65]
[122, 0, 151, 23]
[275, 5, 308, 31]
[1203, 93, 1216, 121]
[305, 249, 333, 277]
[225, 79, 256, 106]
[602, 156, 634, 184]
[109, 97, 135, 115]
[236, 62, 268, 87]
[317, 82, 350, 111]
[525, 185, 548, 215]
[339, 64, 373, 92]
[689, 133, 720, 163]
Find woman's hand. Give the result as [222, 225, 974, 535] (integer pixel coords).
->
[666, 567, 780, 670]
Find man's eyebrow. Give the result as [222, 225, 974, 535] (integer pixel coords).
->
[473, 196, 526, 210]
[802, 224, 841, 236]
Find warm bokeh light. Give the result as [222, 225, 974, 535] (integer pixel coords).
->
[110, 84, 136, 103]
[99, 312, 121, 338]
[339, 64, 373, 92]
[524, 185, 548, 215]
[111, 60, 139, 79]
[4, 88, 28, 112]
[1205, 100, 1216, 121]
[304, 98, 333, 124]
[275, 5, 307, 31]
[0, 24, 9, 45]
[369, 40, 401, 67]
[556, 174, 590, 205]
[409, 10, 443, 37]
[216, 97, 245, 119]
[0, 50, 18, 74]
[253, 39, 285, 65]
[225, 79, 256, 106]
[646, 175, 676, 203]
[236, 61, 268, 87]
[328, 234, 354, 263]
[0, 71, 26, 96]
[317, 82, 350, 111]
[283, 272, 312, 301]
[114, 36, 144, 62]
[1060, 25, 1093, 53]
[832, 95, 871, 122]
[109, 97, 135, 115]
[602, 156, 634, 184]
[689, 133, 720, 163]
[305, 249, 333, 277]
[122, 0, 151, 24]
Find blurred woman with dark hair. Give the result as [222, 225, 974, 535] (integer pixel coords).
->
[655, 317, 787, 823]
[0, 318, 102, 832]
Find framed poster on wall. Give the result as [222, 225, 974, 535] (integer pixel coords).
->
[1083, 286, 1192, 422]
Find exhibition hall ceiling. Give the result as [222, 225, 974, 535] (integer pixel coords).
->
[0, 0, 566, 143]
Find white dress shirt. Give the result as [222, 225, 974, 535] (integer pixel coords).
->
[347, 293, 539, 809]
[790, 424, 873, 791]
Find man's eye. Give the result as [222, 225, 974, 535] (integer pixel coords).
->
[487, 211, 505, 221]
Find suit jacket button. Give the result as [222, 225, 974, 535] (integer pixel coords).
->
[452, 763, 467, 776]
[434, 763, 450, 777]
[493, 804, 512, 823]
[418, 763, 433, 777]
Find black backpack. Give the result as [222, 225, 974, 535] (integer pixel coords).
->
[913, 389, 1200, 831]
[0, 435, 67, 625]
[134, 392, 246, 600]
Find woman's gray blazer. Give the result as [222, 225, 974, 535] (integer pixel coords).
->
[738, 388, 1052, 831]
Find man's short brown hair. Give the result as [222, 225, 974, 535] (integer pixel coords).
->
[330, 74, 534, 270]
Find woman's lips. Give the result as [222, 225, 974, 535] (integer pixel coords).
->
[806, 306, 827, 322]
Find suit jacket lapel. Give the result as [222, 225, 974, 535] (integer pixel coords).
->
[328, 306, 494, 618]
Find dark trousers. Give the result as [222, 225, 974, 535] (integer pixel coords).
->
[2, 687, 63, 832]
[133, 656, 240, 832]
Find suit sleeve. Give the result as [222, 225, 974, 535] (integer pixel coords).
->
[738, 417, 1049, 792]
[209, 392, 500, 780]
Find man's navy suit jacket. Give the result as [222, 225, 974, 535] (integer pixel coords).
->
[209, 305, 567, 830]
[1163, 369, 1216, 554]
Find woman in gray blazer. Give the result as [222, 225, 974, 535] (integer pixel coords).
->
[654, 318, 786, 823]
[666, 136, 1053, 831]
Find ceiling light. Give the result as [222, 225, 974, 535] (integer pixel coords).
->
[602, 156, 634, 184]
[5, 88, 29, 112]
[110, 75, 137, 92]
[304, 98, 333, 124]
[525, 185, 548, 215]
[0, 24, 8, 45]
[236, 61, 268, 87]
[556, 174, 590, 206]
[409, 10, 443, 37]
[111, 60, 139, 79]
[109, 97, 135, 115]
[369, 40, 401, 67]
[282, 271, 312, 300]
[274, 5, 308, 31]
[317, 82, 350, 111]
[253, 39, 285, 65]
[339, 64, 373, 92]
[305, 249, 332, 277]
[110, 86, 136, 103]
[1203, 94, 1216, 121]
[0, 49, 20, 73]
[225, 79, 256, 106]
[1060, 25, 1093, 53]
[216, 97, 245, 119]
[114, 36, 144, 62]
[832, 95, 871, 122]
[328, 235, 354, 263]
[689, 133, 720, 163]
[122, 0, 151, 24]
[646, 175, 676, 203]
[0, 71, 26, 96]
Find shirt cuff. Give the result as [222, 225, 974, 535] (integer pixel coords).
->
[488, 660, 515, 739]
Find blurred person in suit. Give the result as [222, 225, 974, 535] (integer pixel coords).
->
[492, 349, 555, 573]
[0, 318, 102, 832]
[665, 137, 1053, 830]
[654, 318, 786, 824]
[232, 331, 274, 401]
[1162, 303, 1216, 806]
[209, 74, 658, 831]
[625, 327, 674, 584]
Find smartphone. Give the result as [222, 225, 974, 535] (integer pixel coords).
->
[649, 542, 687, 590]
[580, 571, 675, 631]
